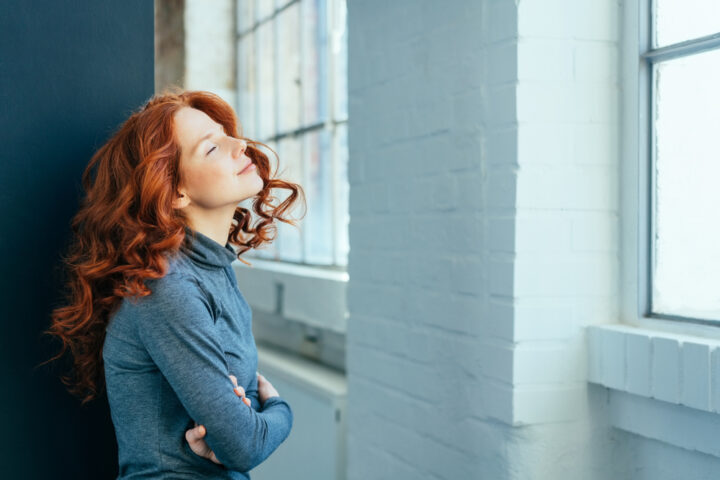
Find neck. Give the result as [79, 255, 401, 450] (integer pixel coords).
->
[184, 205, 236, 247]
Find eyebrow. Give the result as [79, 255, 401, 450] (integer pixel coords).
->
[192, 126, 224, 155]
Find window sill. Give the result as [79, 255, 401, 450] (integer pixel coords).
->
[588, 323, 720, 411]
[231, 258, 348, 333]
[588, 323, 720, 457]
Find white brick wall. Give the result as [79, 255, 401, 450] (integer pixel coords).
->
[346, 0, 621, 475]
[509, 0, 620, 425]
[347, 0, 720, 478]
[347, 0, 524, 477]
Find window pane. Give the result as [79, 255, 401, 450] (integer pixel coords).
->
[277, 1, 301, 134]
[244, 140, 279, 260]
[301, 0, 328, 127]
[655, 0, 720, 47]
[257, 21, 276, 141]
[653, 48, 720, 320]
[237, 0, 255, 34]
[304, 130, 333, 264]
[256, 0, 274, 22]
[275, 135, 304, 262]
[237, 33, 256, 138]
[332, 0, 347, 120]
[334, 123, 349, 266]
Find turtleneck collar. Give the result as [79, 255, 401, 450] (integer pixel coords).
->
[180, 225, 237, 268]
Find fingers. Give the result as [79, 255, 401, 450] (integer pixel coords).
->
[237, 388, 251, 406]
[229, 374, 252, 407]
[185, 424, 206, 444]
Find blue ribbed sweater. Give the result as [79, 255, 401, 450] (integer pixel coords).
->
[103, 226, 293, 479]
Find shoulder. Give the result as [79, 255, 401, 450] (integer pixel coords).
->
[144, 270, 202, 299]
[127, 271, 220, 343]
[128, 270, 214, 318]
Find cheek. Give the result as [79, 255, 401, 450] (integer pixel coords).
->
[185, 165, 228, 193]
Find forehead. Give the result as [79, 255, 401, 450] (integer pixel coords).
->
[173, 107, 223, 149]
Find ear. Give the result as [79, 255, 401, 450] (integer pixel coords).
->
[172, 189, 191, 209]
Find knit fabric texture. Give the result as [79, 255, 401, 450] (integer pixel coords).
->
[103, 226, 293, 479]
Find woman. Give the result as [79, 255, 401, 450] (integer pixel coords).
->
[43, 89, 306, 478]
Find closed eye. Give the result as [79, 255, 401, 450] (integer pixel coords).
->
[207, 146, 217, 156]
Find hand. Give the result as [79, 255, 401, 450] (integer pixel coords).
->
[257, 372, 280, 404]
[185, 374, 252, 464]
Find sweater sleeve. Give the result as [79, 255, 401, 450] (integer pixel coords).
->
[132, 273, 293, 473]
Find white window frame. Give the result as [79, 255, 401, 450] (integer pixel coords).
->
[588, 0, 720, 456]
[236, 0, 348, 268]
[623, 0, 720, 336]
[233, 0, 349, 335]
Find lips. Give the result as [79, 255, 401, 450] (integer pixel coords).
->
[238, 161, 256, 174]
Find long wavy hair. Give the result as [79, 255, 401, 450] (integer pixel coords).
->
[41, 89, 306, 405]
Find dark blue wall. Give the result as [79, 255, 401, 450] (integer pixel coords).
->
[0, 2, 154, 478]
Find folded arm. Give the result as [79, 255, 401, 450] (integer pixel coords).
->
[134, 273, 293, 472]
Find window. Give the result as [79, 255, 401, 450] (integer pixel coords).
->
[642, 0, 720, 324]
[236, 0, 349, 268]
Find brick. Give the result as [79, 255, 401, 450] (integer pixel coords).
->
[487, 166, 517, 210]
[514, 253, 615, 297]
[486, 300, 515, 341]
[573, 123, 619, 166]
[514, 340, 586, 384]
[571, 212, 618, 252]
[486, 41, 517, 85]
[447, 212, 484, 254]
[517, 0, 573, 39]
[486, 84, 517, 127]
[481, 379, 514, 424]
[427, 174, 459, 212]
[488, 259, 514, 297]
[487, 0, 518, 44]
[573, 41, 618, 81]
[516, 164, 617, 211]
[451, 257, 484, 296]
[515, 213, 572, 253]
[571, 0, 619, 41]
[488, 217, 515, 253]
[518, 37, 573, 82]
[456, 171, 485, 211]
[514, 299, 576, 341]
[370, 182, 389, 213]
[486, 126, 518, 166]
[572, 84, 619, 123]
[477, 340, 514, 382]
[516, 82, 574, 123]
[517, 122, 573, 166]
[514, 384, 588, 424]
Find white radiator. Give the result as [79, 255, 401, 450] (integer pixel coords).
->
[251, 345, 347, 480]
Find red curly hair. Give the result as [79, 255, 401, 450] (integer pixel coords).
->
[41, 89, 306, 405]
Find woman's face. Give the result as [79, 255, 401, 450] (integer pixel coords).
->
[173, 106, 263, 211]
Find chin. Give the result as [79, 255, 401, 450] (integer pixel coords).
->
[250, 176, 265, 195]
[238, 187, 264, 204]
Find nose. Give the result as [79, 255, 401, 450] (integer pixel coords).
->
[232, 137, 248, 158]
